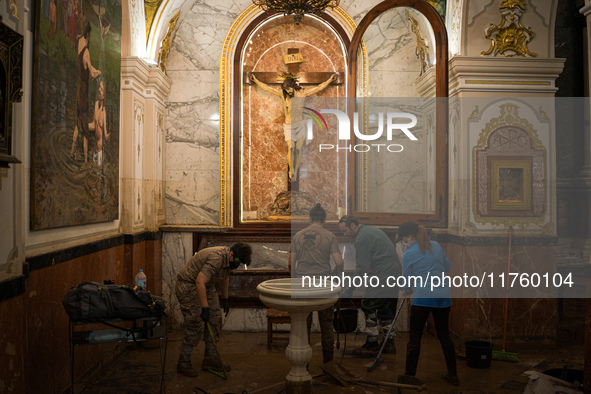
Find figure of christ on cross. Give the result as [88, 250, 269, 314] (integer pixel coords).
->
[248, 71, 337, 185]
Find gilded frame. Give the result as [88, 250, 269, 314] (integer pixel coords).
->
[491, 159, 531, 211]
[0, 19, 23, 167]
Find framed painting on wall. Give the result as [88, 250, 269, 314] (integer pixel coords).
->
[0, 19, 23, 168]
[491, 159, 532, 211]
[31, 0, 121, 230]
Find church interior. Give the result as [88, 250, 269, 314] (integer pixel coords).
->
[1, 0, 590, 392]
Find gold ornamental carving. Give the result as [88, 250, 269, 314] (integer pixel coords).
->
[145, 0, 164, 41]
[481, 0, 536, 57]
[158, 12, 179, 73]
[472, 103, 546, 227]
[406, 10, 431, 76]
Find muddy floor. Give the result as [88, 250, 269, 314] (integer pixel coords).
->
[76, 329, 584, 394]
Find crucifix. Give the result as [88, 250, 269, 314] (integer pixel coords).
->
[246, 48, 343, 192]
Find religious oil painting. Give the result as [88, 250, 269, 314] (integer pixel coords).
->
[31, 0, 121, 230]
[491, 160, 532, 211]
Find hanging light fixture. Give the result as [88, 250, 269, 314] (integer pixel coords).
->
[252, 0, 340, 25]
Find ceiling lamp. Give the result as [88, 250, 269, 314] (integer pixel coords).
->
[252, 0, 340, 25]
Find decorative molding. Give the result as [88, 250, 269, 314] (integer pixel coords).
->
[129, 0, 147, 57]
[472, 103, 546, 226]
[219, 5, 261, 228]
[448, 56, 564, 94]
[145, 0, 164, 42]
[156, 111, 165, 219]
[157, 11, 179, 73]
[121, 57, 171, 101]
[481, 0, 536, 57]
[133, 100, 145, 227]
[407, 10, 431, 76]
[446, 0, 463, 56]
[465, 80, 548, 85]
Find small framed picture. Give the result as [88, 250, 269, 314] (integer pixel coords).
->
[491, 160, 532, 211]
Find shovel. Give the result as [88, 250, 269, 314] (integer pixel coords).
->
[321, 361, 427, 392]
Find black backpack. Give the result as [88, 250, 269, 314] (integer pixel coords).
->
[62, 281, 167, 322]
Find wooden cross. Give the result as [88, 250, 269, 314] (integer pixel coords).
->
[244, 48, 344, 85]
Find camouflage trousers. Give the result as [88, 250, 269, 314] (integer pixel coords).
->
[175, 278, 222, 348]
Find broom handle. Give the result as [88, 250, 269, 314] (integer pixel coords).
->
[502, 227, 512, 350]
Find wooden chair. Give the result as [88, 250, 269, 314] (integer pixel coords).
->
[266, 308, 291, 348]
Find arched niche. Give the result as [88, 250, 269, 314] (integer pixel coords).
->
[347, 0, 449, 227]
[231, 12, 354, 227]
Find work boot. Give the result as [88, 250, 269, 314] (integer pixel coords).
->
[323, 351, 333, 364]
[378, 337, 396, 354]
[442, 373, 460, 386]
[352, 337, 380, 358]
[201, 341, 232, 372]
[177, 344, 199, 377]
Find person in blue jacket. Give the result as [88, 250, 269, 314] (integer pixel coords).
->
[397, 221, 459, 386]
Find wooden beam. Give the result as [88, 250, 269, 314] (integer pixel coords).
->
[243, 71, 345, 85]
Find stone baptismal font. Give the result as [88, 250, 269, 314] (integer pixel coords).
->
[257, 278, 340, 393]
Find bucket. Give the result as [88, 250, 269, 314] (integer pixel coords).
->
[465, 340, 493, 369]
[333, 309, 357, 333]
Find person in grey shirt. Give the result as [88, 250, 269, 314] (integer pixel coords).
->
[339, 215, 402, 357]
[291, 203, 344, 363]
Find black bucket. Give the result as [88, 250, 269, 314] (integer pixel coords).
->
[333, 309, 357, 333]
[465, 340, 493, 369]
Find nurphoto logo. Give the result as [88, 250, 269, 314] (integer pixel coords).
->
[304, 109, 419, 152]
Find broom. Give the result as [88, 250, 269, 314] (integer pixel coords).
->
[492, 226, 519, 363]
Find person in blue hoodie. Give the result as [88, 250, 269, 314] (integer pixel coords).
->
[397, 222, 459, 386]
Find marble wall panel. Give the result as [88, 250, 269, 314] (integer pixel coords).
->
[363, 9, 416, 71]
[364, 108, 429, 213]
[166, 0, 247, 72]
[166, 169, 219, 225]
[368, 70, 426, 98]
[246, 171, 287, 219]
[162, 232, 194, 328]
[167, 141, 219, 172]
[445, 242, 558, 343]
[299, 171, 342, 220]
[166, 70, 219, 110]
